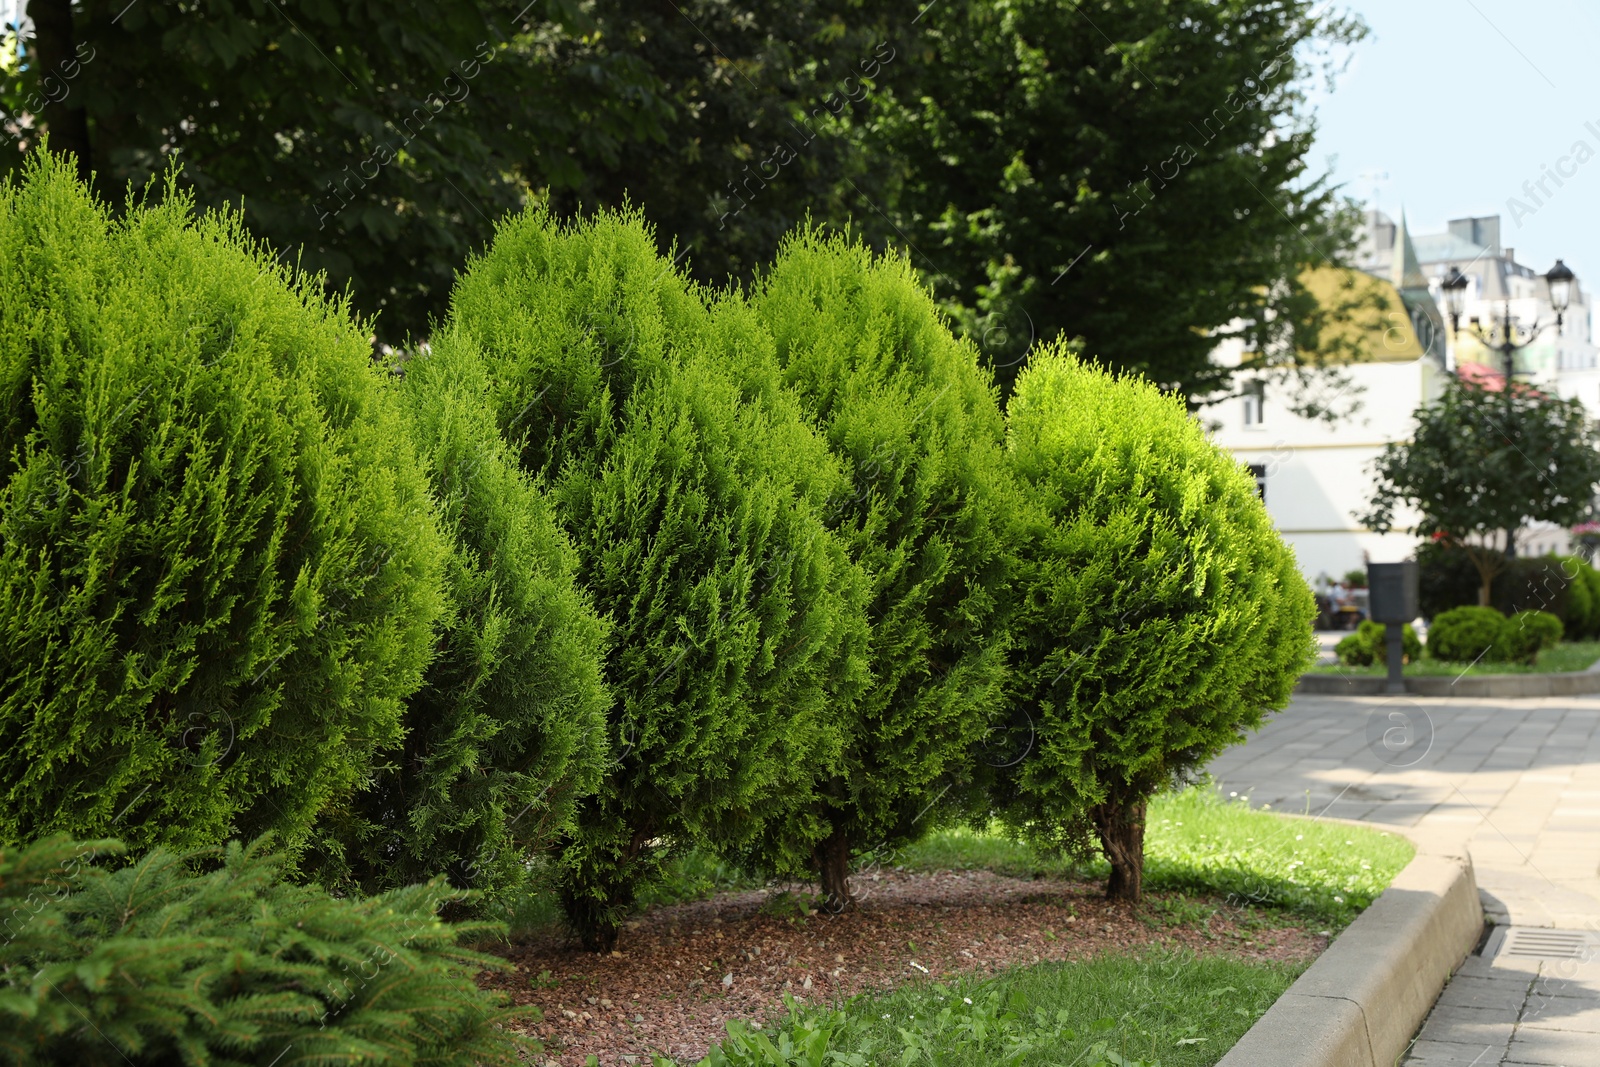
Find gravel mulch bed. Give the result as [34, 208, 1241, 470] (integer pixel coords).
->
[484, 869, 1330, 1065]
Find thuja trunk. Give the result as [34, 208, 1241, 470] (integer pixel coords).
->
[1091, 797, 1147, 902]
[559, 824, 651, 953]
[559, 883, 631, 953]
[814, 823, 855, 913]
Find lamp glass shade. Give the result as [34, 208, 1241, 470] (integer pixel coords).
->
[1441, 267, 1468, 318]
[1547, 259, 1575, 313]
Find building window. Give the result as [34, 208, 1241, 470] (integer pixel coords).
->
[1242, 380, 1265, 427]
[1248, 463, 1267, 501]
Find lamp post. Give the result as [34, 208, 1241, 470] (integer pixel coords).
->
[1440, 260, 1573, 389]
[1440, 259, 1576, 557]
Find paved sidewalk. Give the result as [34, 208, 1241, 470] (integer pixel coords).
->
[1208, 693, 1600, 1066]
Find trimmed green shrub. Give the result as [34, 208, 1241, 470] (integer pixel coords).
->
[1427, 606, 1507, 663]
[0, 153, 448, 856]
[1496, 609, 1563, 665]
[449, 206, 869, 951]
[1585, 565, 1600, 639]
[994, 347, 1315, 901]
[1335, 620, 1421, 667]
[744, 229, 1020, 908]
[308, 333, 612, 899]
[0, 835, 530, 1066]
[1560, 557, 1596, 638]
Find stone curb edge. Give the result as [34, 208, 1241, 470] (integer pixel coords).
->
[1216, 826, 1481, 1067]
[1297, 670, 1600, 697]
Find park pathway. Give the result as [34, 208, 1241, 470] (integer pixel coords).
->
[1207, 691, 1600, 1066]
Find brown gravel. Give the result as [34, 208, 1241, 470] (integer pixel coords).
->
[482, 869, 1329, 1065]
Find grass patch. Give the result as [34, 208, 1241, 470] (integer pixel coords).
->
[683, 950, 1300, 1066]
[900, 787, 1413, 929]
[1309, 639, 1600, 676]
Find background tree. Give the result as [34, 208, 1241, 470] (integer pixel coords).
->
[861, 0, 1368, 405]
[743, 229, 1020, 909]
[449, 206, 870, 951]
[996, 346, 1314, 901]
[1362, 376, 1600, 608]
[3, 0, 902, 342]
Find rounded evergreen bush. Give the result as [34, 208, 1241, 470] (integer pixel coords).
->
[744, 229, 1021, 908]
[309, 332, 612, 899]
[449, 206, 869, 951]
[1335, 620, 1420, 667]
[0, 153, 449, 856]
[1584, 565, 1600, 639]
[1427, 606, 1506, 663]
[1497, 609, 1563, 665]
[1561, 557, 1598, 638]
[994, 347, 1315, 901]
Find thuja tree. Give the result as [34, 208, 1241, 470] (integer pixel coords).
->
[0, 152, 449, 856]
[996, 347, 1314, 901]
[0, 835, 530, 1066]
[449, 207, 869, 951]
[309, 331, 612, 900]
[745, 229, 1019, 909]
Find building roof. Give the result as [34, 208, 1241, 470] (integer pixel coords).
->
[1300, 266, 1430, 362]
[1411, 233, 1492, 265]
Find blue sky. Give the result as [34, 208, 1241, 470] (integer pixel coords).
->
[1309, 1, 1600, 285]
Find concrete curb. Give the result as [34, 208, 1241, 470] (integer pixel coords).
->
[1297, 670, 1600, 697]
[1216, 830, 1481, 1067]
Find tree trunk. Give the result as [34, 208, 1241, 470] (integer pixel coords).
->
[814, 822, 855, 913]
[1091, 797, 1147, 902]
[30, 0, 94, 180]
[559, 883, 629, 954]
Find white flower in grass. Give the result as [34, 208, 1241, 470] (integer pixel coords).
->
[963, 997, 972, 1005]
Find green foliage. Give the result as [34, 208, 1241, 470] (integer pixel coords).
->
[1562, 557, 1597, 638]
[1341, 569, 1368, 588]
[1334, 621, 1420, 667]
[1496, 610, 1563, 665]
[996, 347, 1315, 900]
[866, 0, 1370, 408]
[0, 835, 533, 1066]
[309, 332, 612, 899]
[1364, 377, 1600, 606]
[449, 205, 869, 950]
[0, 152, 448, 856]
[1427, 606, 1507, 664]
[684, 952, 1299, 1067]
[9, 1, 907, 342]
[1585, 566, 1600, 639]
[744, 228, 1020, 901]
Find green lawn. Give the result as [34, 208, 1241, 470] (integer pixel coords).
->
[1309, 639, 1600, 677]
[653, 788, 1412, 1066]
[693, 951, 1299, 1067]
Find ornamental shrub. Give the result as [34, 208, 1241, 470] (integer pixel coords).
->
[1427, 606, 1507, 663]
[1559, 557, 1595, 638]
[0, 153, 448, 856]
[0, 835, 530, 1066]
[1335, 620, 1421, 666]
[1585, 565, 1600, 638]
[994, 347, 1315, 901]
[744, 229, 1020, 908]
[1497, 609, 1563, 665]
[449, 206, 869, 951]
[308, 333, 612, 900]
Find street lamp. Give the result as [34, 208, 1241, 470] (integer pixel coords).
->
[1546, 258, 1575, 328]
[1441, 266, 1469, 332]
[1442, 257, 1573, 389]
